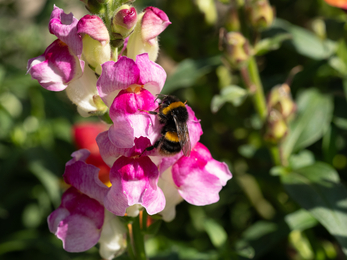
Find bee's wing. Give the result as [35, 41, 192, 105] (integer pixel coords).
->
[173, 116, 191, 157]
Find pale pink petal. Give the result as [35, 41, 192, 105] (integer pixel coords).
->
[49, 5, 82, 56]
[97, 58, 140, 106]
[141, 7, 171, 45]
[47, 187, 104, 252]
[96, 132, 156, 166]
[27, 40, 84, 91]
[104, 156, 165, 215]
[63, 149, 109, 204]
[77, 15, 109, 45]
[136, 53, 166, 95]
[172, 143, 232, 205]
[186, 105, 203, 148]
[157, 168, 183, 222]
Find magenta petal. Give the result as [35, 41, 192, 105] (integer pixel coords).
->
[47, 187, 104, 252]
[172, 143, 232, 205]
[49, 5, 82, 56]
[136, 53, 166, 95]
[104, 156, 165, 215]
[97, 58, 140, 106]
[97, 131, 155, 166]
[142, 7, 171, 45]
[77, 15, 109, 45]
[107, 89, 161, 148]
[27, 39, 83, 91]
[63, 149, 109, 204]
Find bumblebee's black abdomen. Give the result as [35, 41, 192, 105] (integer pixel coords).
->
[159, 139, 181, 155]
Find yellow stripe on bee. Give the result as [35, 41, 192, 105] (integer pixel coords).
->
[162, 101, 185, 115]
[165, 131, 179, 142]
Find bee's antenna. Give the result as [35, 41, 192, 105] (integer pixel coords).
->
[155, 93, 167, 102]
[184, 100, 187, 105]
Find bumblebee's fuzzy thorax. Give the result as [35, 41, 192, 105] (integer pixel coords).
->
[142, 95, 192, 157]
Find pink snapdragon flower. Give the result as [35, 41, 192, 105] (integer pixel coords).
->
[27, 6, 110, 117]
[27, 6, 84, 92]
[158, 142, 232, 221]
[97, 53, 166, 148]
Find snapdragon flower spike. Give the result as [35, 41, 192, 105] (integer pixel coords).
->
[47, 187, 104, 252]
[77, 15, 111, 75]
[127, 7, 171, 61]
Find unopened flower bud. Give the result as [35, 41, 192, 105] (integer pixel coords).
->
[220, 30, 251, 68]
[267, 83, 296, 121]
[77, 15, 111, 75]
[225, 6, 240, 32]
[246, 0, 274, 30]
[264, 109, 288, 143]
[112, 5, 137, 39]
[126, 7, 171, 62]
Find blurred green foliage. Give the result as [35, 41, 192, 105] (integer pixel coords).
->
[1, 0, 347, 259]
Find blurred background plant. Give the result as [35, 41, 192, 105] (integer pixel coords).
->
[1, 0, 347, 259]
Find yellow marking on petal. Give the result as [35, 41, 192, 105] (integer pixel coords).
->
[57, 40, 67, 47]
[126, 84, 143, 93]
[165, 131, 179, 142]
[162, 101, 185, 115]
[104, 180, 112, 187]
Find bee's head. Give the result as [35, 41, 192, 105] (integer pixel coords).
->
[157, 95, 179, 106]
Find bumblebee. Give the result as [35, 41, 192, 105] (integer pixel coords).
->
[142, 95, 191, 157]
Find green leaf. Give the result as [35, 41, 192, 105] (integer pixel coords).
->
[211, 85, 248, 113]
[288, 150, 315, 170]
[281, 162, 347, 256]
[254, 33, 292, 56]
[235, 209, 317, 259]
[29, 161, 61, 207]
[163, 56, 221, 93]
[272, 19, 336, 60]
[203, 219, 228, 248]
[282, 88, 333, 158]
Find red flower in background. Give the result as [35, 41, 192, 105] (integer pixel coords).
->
[324, 0, 347, 9]
[73, 122, 111, 184]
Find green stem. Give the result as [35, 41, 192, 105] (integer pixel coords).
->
[247, 56, 268, 122]
[269, 145, 281, 166]
[127, 214, 147, 260]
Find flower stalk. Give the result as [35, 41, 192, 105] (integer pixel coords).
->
[127, 213, 147, 260]
[246, 56, 267, 122]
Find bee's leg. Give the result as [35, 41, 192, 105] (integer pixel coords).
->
[138, 109, 158, 115]
[140, 139, 160, 156]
